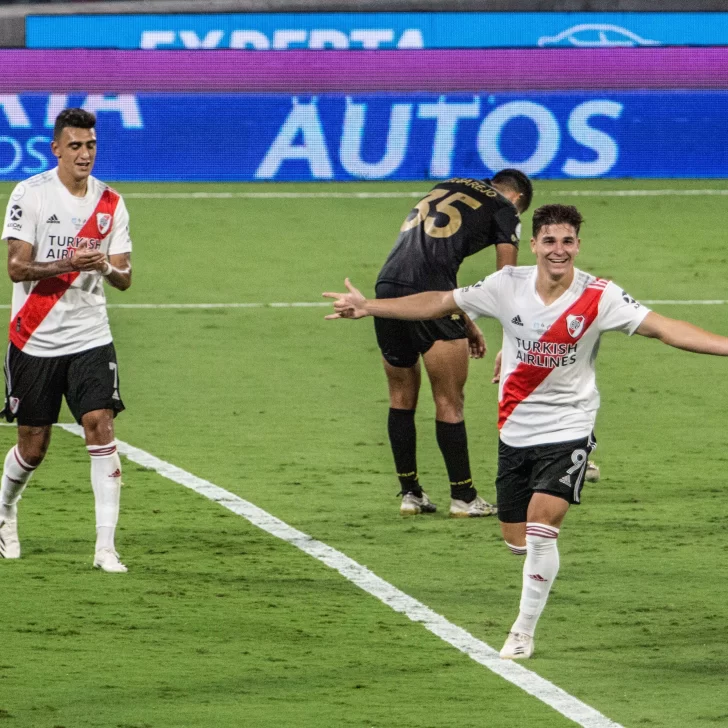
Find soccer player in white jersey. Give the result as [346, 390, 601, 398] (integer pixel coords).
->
[324, 203, 728, 658]
[0, 108, 133, 573]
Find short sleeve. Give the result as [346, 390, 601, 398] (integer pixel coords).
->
[107, 197, 132, 255]
[598, 282, 651, 335]
[2, 183, 38, 245]
[453, 270, 502, 321]
[490, 206, 520, 248]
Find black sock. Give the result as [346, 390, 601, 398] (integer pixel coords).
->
[436, 420, 476, 502]
[388, 408, 422, 496]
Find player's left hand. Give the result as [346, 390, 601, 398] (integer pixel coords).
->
[465, 322, 486, 359]
[323, 278, 369, 319]
[492, 350, 503, 383]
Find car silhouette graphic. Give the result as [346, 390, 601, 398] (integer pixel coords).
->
[537, 24, 661, 47]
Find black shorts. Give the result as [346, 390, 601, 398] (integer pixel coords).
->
[495, 434, 596, 523]
[374, 282, 467, 368]
[3, 342, 125, 427]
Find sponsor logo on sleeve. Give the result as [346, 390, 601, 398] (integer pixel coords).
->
[621, 290, 641, 308]
[9, 205, 22, 221]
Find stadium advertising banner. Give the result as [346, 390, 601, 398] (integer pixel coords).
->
[26, 12, 728, 50]
[3, 48, 728, 93]
[0, 92, 727, 182]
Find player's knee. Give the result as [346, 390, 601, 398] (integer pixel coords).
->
[433, 395, 464, 422]
[16, 426, 51, 467]
[81, 410, 114, 442]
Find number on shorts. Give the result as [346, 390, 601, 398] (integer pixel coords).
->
[566, 449, 587, 476]
[109, 362, 120, 400]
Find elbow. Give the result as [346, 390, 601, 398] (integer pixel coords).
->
[115, 276, 132, 292]
[7, 265, 25, 283]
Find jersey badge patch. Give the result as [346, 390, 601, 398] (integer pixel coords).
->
[566, 315, 585, 338]
[96, 213, 112, 236]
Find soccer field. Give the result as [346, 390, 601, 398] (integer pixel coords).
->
[0, 178, 727, 728]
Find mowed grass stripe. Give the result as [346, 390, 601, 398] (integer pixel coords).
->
[0, 300, 721, 311]
[55, 423, 623, 728]
[3, 189, 728, 200]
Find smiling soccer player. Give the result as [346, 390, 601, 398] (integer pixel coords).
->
[325, 203, 728, 658]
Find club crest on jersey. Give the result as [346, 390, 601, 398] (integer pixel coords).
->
[96, 213, 112, 236]
[566, 315, 585, 338]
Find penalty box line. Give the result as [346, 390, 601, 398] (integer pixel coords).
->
[54, 421, 622, 728]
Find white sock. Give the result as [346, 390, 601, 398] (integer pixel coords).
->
[0, 446, 36, 520]
[88, 442, 122, 552]
[505, 541, 527, 556]
[511, 523, 560, 637]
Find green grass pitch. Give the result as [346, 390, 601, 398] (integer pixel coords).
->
[0, 179, 727, 727]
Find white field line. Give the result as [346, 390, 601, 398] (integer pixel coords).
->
[0, 300, 717, 311]
[2, 189, 728, 201]
[117, 189, 728, 200]
[50, 421, 623, 728]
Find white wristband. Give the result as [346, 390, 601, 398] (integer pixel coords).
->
[101, 261, 113, 277]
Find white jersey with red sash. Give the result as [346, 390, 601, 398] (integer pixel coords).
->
[453, 266, 650, 447]
[1, 169, 132, 357]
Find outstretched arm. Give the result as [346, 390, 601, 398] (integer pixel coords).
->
[636, 311, 728, 356]
[323, 278, 461, 320]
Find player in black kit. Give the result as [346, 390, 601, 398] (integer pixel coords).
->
[375, 170, 533, 517]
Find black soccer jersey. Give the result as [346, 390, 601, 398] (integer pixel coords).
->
[376, 178, 520, 292]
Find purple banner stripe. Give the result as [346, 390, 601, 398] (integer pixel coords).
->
[1, 48, 727, 92]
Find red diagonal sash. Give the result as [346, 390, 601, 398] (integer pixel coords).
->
[498, 280, 608, 430]
[9, 188, 120, 351]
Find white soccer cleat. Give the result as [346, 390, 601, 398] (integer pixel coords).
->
[400, 491, 437, 516]
[93, 548, 128, 573]
[449, 495, 497, 518]
[500, 631, 534, 660]
[585, 461, 600, 483]
[0, 517, 20, 559]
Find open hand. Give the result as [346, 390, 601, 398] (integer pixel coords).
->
[322, 278, 369, 319]
[465, 322, 486, 359]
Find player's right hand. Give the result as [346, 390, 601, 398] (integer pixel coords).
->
[322, 278, 369, 319]
[70, 242, 106, 272]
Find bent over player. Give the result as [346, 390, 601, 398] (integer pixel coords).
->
[0, 108, 133, 573]
[325, 204, 728, 658]
[375, 170, 532, 518]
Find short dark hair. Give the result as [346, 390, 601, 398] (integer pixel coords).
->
[532, 204, 584, 238]
[53, 108, 96, 141]
[491, 168, 533, 213]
